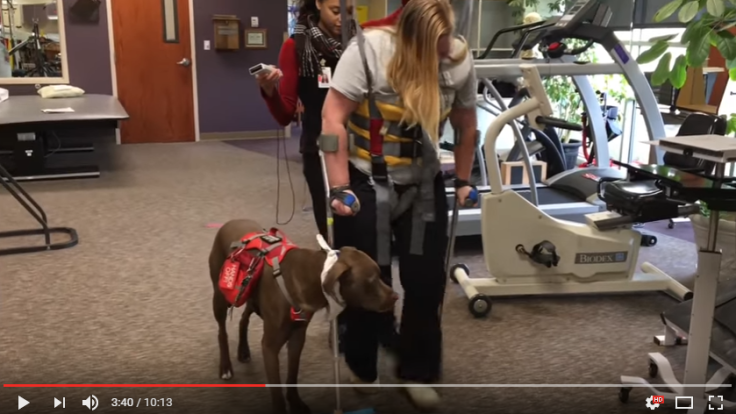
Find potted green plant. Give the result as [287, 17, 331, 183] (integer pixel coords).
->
[635, 0, 736, 88]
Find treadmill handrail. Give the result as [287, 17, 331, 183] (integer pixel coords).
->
[474, 62, 621, 78]
[479, 20, 550, 59]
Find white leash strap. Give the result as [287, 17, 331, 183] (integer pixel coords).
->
[317, 234, 345, 320]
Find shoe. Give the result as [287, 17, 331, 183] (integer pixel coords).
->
[348, 368, 380, 394]
[402, 383, 440, 411]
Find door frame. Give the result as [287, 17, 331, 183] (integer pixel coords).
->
[106, 0, 201, 144]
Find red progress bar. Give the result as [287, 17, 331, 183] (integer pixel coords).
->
[4, 384, 266, 388]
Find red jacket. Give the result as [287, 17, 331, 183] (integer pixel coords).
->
[261, 2, 408, 125]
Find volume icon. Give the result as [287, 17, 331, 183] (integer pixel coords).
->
[82, 395, 98, 411]
[54, 397, 65, 408]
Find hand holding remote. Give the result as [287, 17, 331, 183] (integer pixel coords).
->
[253, 65, 282, 97]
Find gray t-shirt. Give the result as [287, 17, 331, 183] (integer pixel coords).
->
[330, 28, 477, 184]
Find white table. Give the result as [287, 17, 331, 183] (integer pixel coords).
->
[621, 134, 736, 413]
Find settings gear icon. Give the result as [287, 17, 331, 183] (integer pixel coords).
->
[645, 396, 661, 410]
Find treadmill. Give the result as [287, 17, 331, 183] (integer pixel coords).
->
[447, 0, 668, 236]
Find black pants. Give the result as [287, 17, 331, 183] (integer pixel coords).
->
[301, 152, 328, 239]
[334, 164, 449, 383]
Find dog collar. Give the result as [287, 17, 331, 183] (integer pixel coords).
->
[316, 235, 346, 318]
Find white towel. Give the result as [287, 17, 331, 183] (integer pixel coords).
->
[317, 234, 345, 320]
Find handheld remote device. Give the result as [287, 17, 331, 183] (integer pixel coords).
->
[249, 63, 273, 77]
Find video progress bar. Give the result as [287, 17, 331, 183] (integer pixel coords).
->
[4, 384, 730, 388]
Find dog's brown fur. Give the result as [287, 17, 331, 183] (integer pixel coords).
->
[210, 219, 397, 414]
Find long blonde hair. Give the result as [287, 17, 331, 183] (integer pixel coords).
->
[386, 0, 465, 142]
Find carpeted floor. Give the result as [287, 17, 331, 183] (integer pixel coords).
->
[0, 138, 716, 414]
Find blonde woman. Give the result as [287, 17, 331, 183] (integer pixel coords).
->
[320, 0, 477, 408]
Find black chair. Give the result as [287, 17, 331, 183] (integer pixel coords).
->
[664, 112, 727, 228]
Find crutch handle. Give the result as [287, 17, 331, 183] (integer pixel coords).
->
[340, 193, 361, 213]
[463, 188, 479, 208]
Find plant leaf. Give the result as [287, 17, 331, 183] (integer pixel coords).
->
[637, 41, 671, 64]
[681, 21, 703, 44]
[716, 32, 736, 59]
[669, 54, 688, 88]
[710, 31, 720, 46]
[655, 0, 685, 21]
[679, 1, 701, 22]
[728, 116, 736, 135]
[649, 33, 679, 42]
[706, 0, 725, 17]
[687, 29, 713, 66]
[652, 52, 673, 85]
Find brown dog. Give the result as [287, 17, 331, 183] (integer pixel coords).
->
[210, 219, 397, 414]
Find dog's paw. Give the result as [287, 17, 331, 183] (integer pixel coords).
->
[219, 367, 234, 380]
[237, 347, 251, 363]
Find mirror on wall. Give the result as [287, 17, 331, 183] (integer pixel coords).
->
[0, 0, 67, 83]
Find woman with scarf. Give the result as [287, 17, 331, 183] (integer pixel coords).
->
[257, 0, 355, 239]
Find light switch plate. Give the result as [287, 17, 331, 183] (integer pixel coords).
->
[204, 40, 211, 50]
[251, 16, 259, 27]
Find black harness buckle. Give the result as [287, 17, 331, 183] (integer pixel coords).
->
[371, 155, 389, 182]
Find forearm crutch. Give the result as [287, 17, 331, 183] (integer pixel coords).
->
[441, 131, 478, 323]
[319, 149, 344, 414]
[318, 144, 362, 414]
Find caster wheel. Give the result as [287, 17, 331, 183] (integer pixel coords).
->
[648, 362, 658, 378]
[619, 387, 631, 403]
[640, 235, 657, 247]
[468, 294, 491, 318]
[449, 263, 469, 284]
[667, 222, 674, 229]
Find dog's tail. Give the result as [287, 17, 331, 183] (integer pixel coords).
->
[209, 237, 228, 287]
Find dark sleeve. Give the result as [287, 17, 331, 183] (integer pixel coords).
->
[260, 38, 300, 126]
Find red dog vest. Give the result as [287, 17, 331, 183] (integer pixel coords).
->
[218, 228, 312, 322]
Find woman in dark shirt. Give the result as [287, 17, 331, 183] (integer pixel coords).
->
[257, 0, 355, 239]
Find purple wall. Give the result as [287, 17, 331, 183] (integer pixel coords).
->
[4, 0, 112, 96]
[4, 0, 285, 134]
[192, 0, 286, 133]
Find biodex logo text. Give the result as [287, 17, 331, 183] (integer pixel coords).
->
[574, 251, 628, 264]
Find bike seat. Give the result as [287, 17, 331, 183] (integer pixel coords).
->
[600, 179, 687, 223]
[602, 180, 662, 202]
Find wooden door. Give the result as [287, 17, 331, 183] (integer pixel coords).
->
[111, 0, 195, 144]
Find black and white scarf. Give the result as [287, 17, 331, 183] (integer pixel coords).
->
[293, 13, 355, 78]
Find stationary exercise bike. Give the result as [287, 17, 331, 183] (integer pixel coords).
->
[448, 64, 691, 318]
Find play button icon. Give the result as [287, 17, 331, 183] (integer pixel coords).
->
[18, 396, 30, 410]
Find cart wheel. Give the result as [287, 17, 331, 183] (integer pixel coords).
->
[468, 294, 491, 318]
[667, 222, 674, 229]
[449, 263, 469, 284]
[619, 387, 631, 403]
[640, 235, 657, 247]
[648, 362, 658, 378]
